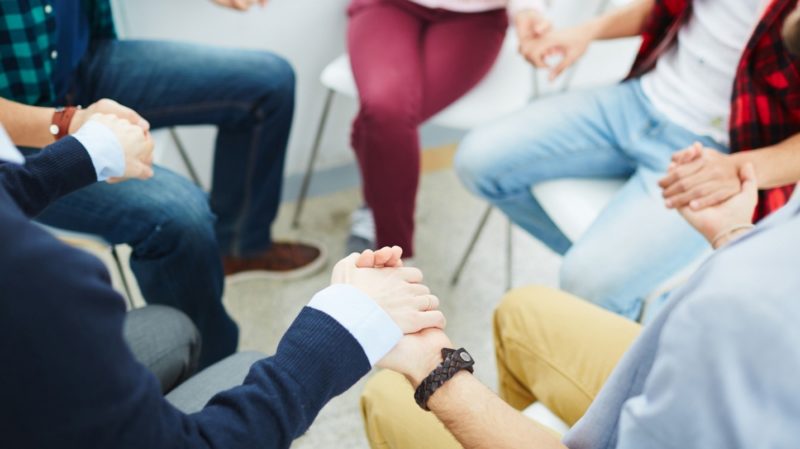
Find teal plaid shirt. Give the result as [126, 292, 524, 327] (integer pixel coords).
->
[0, 0, 116, 106]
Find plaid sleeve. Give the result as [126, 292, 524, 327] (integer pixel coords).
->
[0, 1, 57, 105]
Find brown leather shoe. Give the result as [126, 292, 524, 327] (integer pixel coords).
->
[223, 241, 327, 281]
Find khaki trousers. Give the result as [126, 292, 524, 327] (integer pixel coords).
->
[360, 286, 642, 448]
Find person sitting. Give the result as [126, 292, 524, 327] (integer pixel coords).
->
[0, 0, 323, 368]
[362, 148, 800, 449]
[0, 127, 446, 448]
[454, 0, 800, 321]
[345, 0, 549, 259]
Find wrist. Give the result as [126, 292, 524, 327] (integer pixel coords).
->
[407, 347, 445, 388]
[711, 225, 753, 249]
[583, 17, 604, 41]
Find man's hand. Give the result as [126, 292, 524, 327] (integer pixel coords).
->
[71, 99, 150, 134]
[212, 0, 267, 11]
[85, 114, 154, 182]
[677, 162, 758, 248]
[659, 143, 741, 210]
[515, 9, 552, 42]
[519, 24, 593, 80]
[377, 328, 454, 387]
[332, 249, 445, 334]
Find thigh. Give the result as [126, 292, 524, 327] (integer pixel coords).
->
[361, 370, 462, 449]
[34, 165, 211, 245]
[124, 305, 201, 394]
[166, 351, 265, 413]
[74, 40, 293, 128]
[560, 167, 710, 317]
[347, 0, 424, 111]
[420, 9, 507, 120]
[493, 286, 641, 426]
[455, 84, 640, 192]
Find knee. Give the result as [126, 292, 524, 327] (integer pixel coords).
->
[494, 286, 562, 339]
[559, 251, 640, 318]
[361, 370, 412, 438]
[357, 92, 420, 131]
[454, 128, 505, 197]
[124, 305, 201, 392]
[247, 53, 296, 117]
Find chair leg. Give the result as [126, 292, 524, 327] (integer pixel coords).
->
[450, 204, 494, 286]
[291, 88, 336, 229]
[506, 218, 513, 291]
[111, 246, 136, 310]
[169, 128, 203, 188]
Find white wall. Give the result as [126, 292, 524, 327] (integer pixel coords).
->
[112, 0, 359, 188]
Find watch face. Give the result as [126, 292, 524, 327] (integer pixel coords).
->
[49, 124, 60, 136]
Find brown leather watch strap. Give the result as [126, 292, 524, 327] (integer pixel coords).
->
[50, 106, 80, 141]
[414, 348, 475, 411]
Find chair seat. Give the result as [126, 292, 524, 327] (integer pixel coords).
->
[320, 29, 533, 131]
[532, 178, 626, 243]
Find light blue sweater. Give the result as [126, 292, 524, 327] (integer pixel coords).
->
[565, 194, 800, 449]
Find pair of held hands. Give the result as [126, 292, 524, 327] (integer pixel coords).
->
[514, 13, 758, 244]
[332, 246, 453, 387]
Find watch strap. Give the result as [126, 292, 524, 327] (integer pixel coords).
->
[414, 348, 475, 411]
[51, 106, 80, 140]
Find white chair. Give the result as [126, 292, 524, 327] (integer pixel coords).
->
[291, 28, 533, 231]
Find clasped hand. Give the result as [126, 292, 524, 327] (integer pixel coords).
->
[332, 247, 453, 387]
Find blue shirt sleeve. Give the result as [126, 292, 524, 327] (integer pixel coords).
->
[615, 290, 800, 449]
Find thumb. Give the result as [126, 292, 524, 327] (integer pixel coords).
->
[738, 162, 757, 194]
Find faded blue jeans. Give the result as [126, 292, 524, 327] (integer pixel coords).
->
[456, 80, 728, 320]
[36, 40, 296, 367]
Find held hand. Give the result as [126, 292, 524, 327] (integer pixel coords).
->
[85, 113, 154, 182]
[519, 24, 592, 80]
[659, 143, 741, 210]
[71, 99, 150, 134]
[331, 251, 445, 334]
[211, 0, 267, 11]
[377, 328, 454, 387]
[514, 9, 552, 41]
[677, 162, 758, 248]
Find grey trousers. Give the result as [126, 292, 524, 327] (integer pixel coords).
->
[123, 305, 265, 412]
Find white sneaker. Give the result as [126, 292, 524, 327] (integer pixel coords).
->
[346, 206, 376, 255]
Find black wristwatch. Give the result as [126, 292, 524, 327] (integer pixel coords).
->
[414, 348, 475, 411]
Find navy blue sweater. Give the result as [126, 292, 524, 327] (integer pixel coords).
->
[0, 139, 371, 448]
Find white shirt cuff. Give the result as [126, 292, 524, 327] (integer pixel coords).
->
[308, 284, 402, 367]
[72, 121, 125, 182]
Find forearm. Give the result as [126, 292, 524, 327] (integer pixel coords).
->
[0, 97, 56, 148]
[583, 0, 655, 40]
[731, 133, 800, 189]
[0, 137, 96, 216]
[428, 373, 566, 449]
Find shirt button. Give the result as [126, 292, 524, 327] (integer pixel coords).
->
[50, 50, 58, 60]
[44, 4, 53, 14]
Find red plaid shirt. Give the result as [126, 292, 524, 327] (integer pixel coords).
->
[628, 0, 800, 221]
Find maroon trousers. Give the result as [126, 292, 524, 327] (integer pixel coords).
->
[347, 0, 507, 256]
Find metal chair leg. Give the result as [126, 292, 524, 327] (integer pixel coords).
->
[169, 128, 203, 188]
[111, 246, 135, 310]
[450, 205, 494, 286]
[292, 88, 336, 229]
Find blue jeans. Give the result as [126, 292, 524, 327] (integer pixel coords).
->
[455, 80, 728, 320]
[37, 40, 296, 367]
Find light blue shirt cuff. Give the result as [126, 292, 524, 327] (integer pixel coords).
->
[72, 121, 125, 182]
[308, 284, 402, 367]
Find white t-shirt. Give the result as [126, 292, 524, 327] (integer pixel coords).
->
[640, 0, 761, 145]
